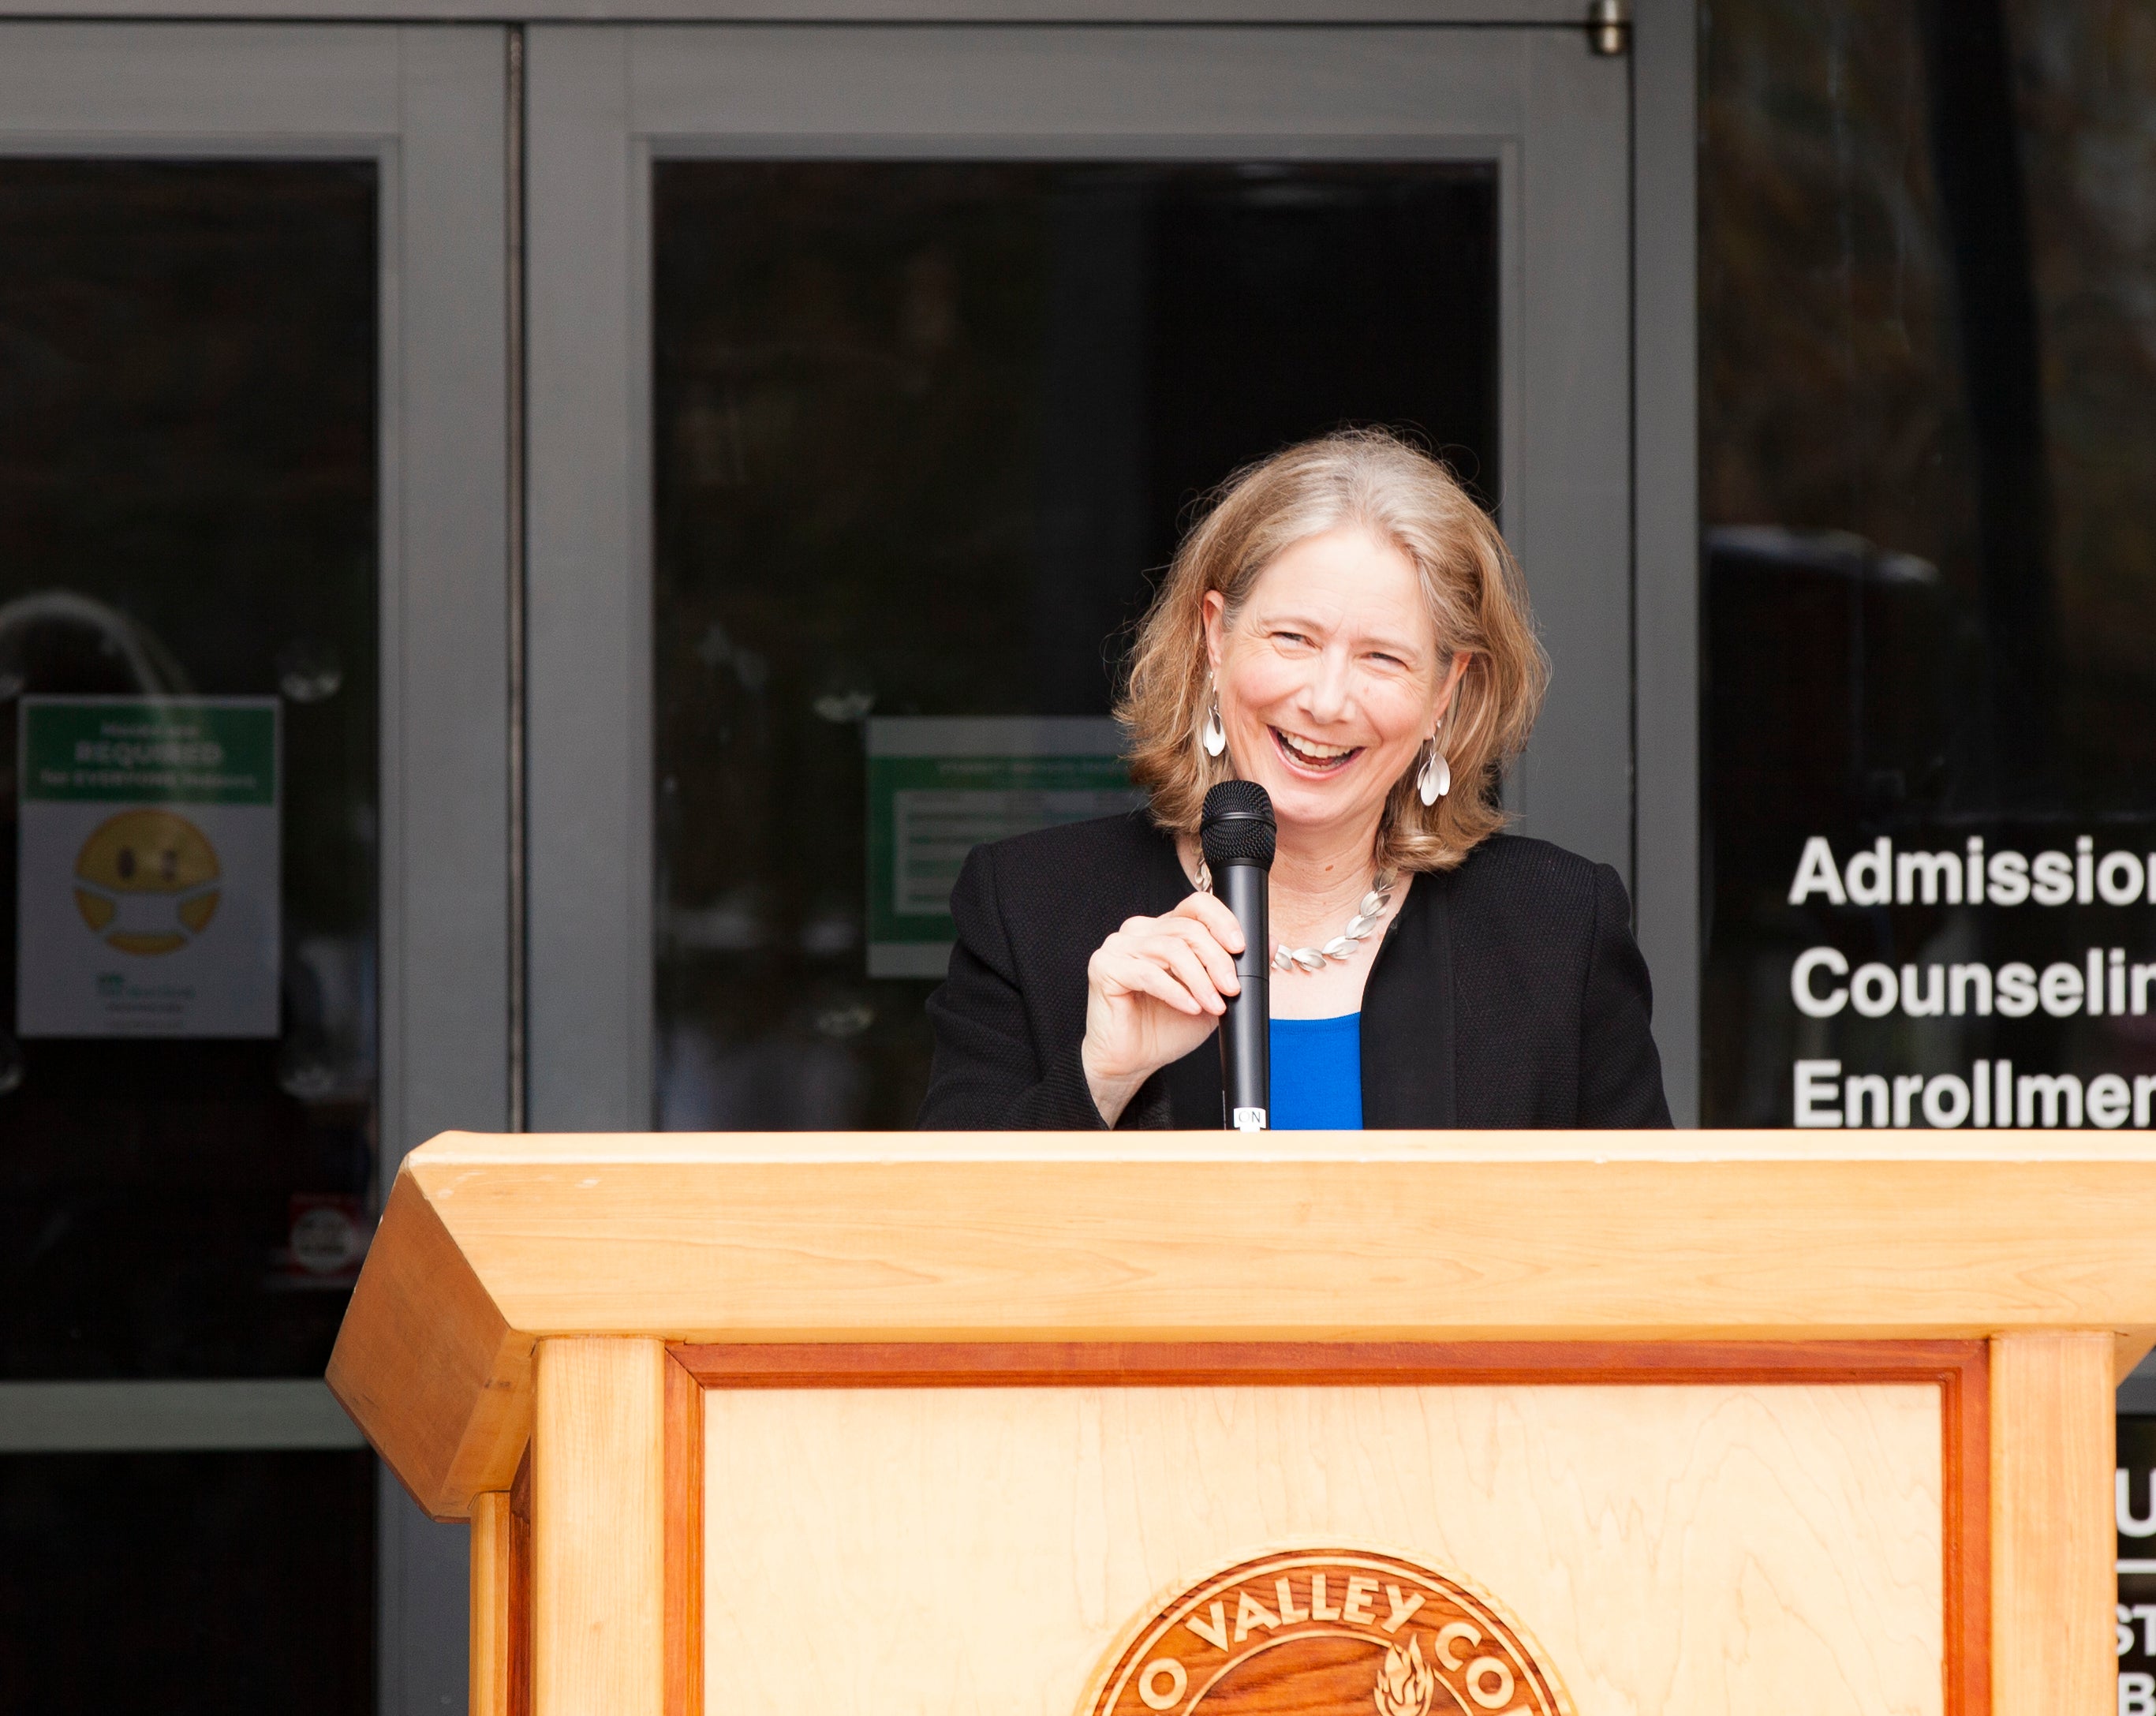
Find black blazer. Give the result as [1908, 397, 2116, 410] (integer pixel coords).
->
[918, 811, 1670, 1130]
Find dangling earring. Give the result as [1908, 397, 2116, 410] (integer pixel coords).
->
[1416, 726, 1451, 805]
[1201, 681, 1227, 758]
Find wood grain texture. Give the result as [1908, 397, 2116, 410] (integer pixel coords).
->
[511, 1451, 532, 1716]
[471, 1491, 514, 1716]
[663, 1354, 703, 1716]
[326, 1167, 535, 1517]
[534, 1338, 665, 1716]
[701, 1380, 1947, 1716]
[671, 1337, 1985, 1389]
[399, 1133, 2156, 1348]
[408, 1126, 2156, 1165]
[676, 1340, 1989, 1713]
[1940, 1346, 1990, 1716]
[334, 1130, 2156, 1518]
[1989, 1331, 2112, 1716]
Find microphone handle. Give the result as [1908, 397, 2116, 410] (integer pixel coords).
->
[1216, 860, 1270, 1130]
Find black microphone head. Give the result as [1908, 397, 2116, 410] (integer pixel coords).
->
[1200, 779, 1276, 869]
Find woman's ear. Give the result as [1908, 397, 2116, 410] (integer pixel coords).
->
[1433, 650, 1473, 723]
[1201, 590, 1227, 673]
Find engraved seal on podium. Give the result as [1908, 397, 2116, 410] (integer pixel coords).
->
[1083, 1550, 1573, 1716]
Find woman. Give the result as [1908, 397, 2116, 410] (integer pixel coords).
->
[919, 429, 1669, 1130]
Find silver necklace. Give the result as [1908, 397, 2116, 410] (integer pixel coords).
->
[1195, 864, 1398, 974]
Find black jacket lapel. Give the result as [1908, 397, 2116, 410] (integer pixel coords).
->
[1361, 871, 1455, 1128]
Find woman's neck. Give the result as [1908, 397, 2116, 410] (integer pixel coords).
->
[1176, 817, 1388, 944]
[1265, 822, 1386, 944]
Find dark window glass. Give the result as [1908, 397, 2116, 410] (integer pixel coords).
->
[1701, 2, 2156, 1128]
[2123, 1418, 2156, 1696]
[0, 161, 378, 1374]
[652, 160, 1498, 1129]
[0, 1449, 375, 1710]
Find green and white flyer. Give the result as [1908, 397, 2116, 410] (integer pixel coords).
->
[17, 697, 280, 1037]
[865, 716, 1144, 978]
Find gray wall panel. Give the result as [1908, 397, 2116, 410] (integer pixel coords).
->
[1508, 31, 1631, 879]
[377, 1471, 473, 1716]
[0, 23, 398, 136]
[526, 27, 653, 1129]
[1630, 0, 1699, 1123]
[379, 26, 513, 1714]
[387, 24, 514, 1164]
[630, 25, 1532, 140]
[0, 1381, 364, 1450]
[0, 1, 1585, 22]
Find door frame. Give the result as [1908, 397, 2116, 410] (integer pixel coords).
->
[522, 16, 1682, 1131]
[0, 7, 1706, 1162]
[0, 10, 1702, 1716]
[0, 22, 513, 1712]
[1629, 0, 1698, 1126]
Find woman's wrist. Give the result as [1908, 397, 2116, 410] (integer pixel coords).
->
[1080, 1038, 1147, 1127]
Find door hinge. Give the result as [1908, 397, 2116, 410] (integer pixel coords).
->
[1586, 0, 1631, 56]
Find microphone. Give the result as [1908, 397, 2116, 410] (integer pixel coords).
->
[1200, 779, 1275, 1131]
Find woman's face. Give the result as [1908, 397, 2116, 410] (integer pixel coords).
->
[1204, 525, 1465, 849]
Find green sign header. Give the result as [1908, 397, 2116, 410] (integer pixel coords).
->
[21, 699, 278, 806]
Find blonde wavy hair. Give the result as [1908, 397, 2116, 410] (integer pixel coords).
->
[1117, 428, 1547, 873]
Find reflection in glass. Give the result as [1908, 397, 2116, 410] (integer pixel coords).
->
[654, 161, 1498, 1128]
[0, 1449, 374, 1707]
[1702, 2, 2156, 1123]
[2122, 1417, 2156, 1693]
[0, 161, 377, 1372]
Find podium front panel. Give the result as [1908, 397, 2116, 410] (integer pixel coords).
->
[670, 1344, 1986, 1716]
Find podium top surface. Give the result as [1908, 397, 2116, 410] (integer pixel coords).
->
[395, 1124, 2156, 1164]
[331, 1128, 2156, 1516]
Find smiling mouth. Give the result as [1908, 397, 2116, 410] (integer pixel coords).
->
[1272, 727, 1364, 773]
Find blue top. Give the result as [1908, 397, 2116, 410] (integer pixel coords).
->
[1267, 1013, 1364, 1131]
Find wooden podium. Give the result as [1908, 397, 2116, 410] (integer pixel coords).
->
[328, 1130, 2153, 1716]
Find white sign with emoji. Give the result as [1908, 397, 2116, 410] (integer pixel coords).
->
[17, 697, 279, 1037]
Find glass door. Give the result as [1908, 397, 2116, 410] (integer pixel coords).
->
[0, 24, 510, 1708]
[525, 24, 1631, 1132]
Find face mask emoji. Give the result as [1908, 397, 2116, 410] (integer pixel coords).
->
[73, 809, 222, 956]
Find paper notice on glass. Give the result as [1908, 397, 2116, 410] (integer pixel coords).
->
[17, 697, 280, 1037]
[865, 716, 1144, 978]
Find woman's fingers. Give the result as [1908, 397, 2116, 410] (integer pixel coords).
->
[1153, 914, 1239, 997]
[1151, 935, 1227, 1015]
[1112, 918, 1238, 1003]
[1121, 910, 1242, 991]
[1093, 918, 1237, 1013]
[1094, 948, 1207, 1015]
[1173, 888, 1246, 956]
